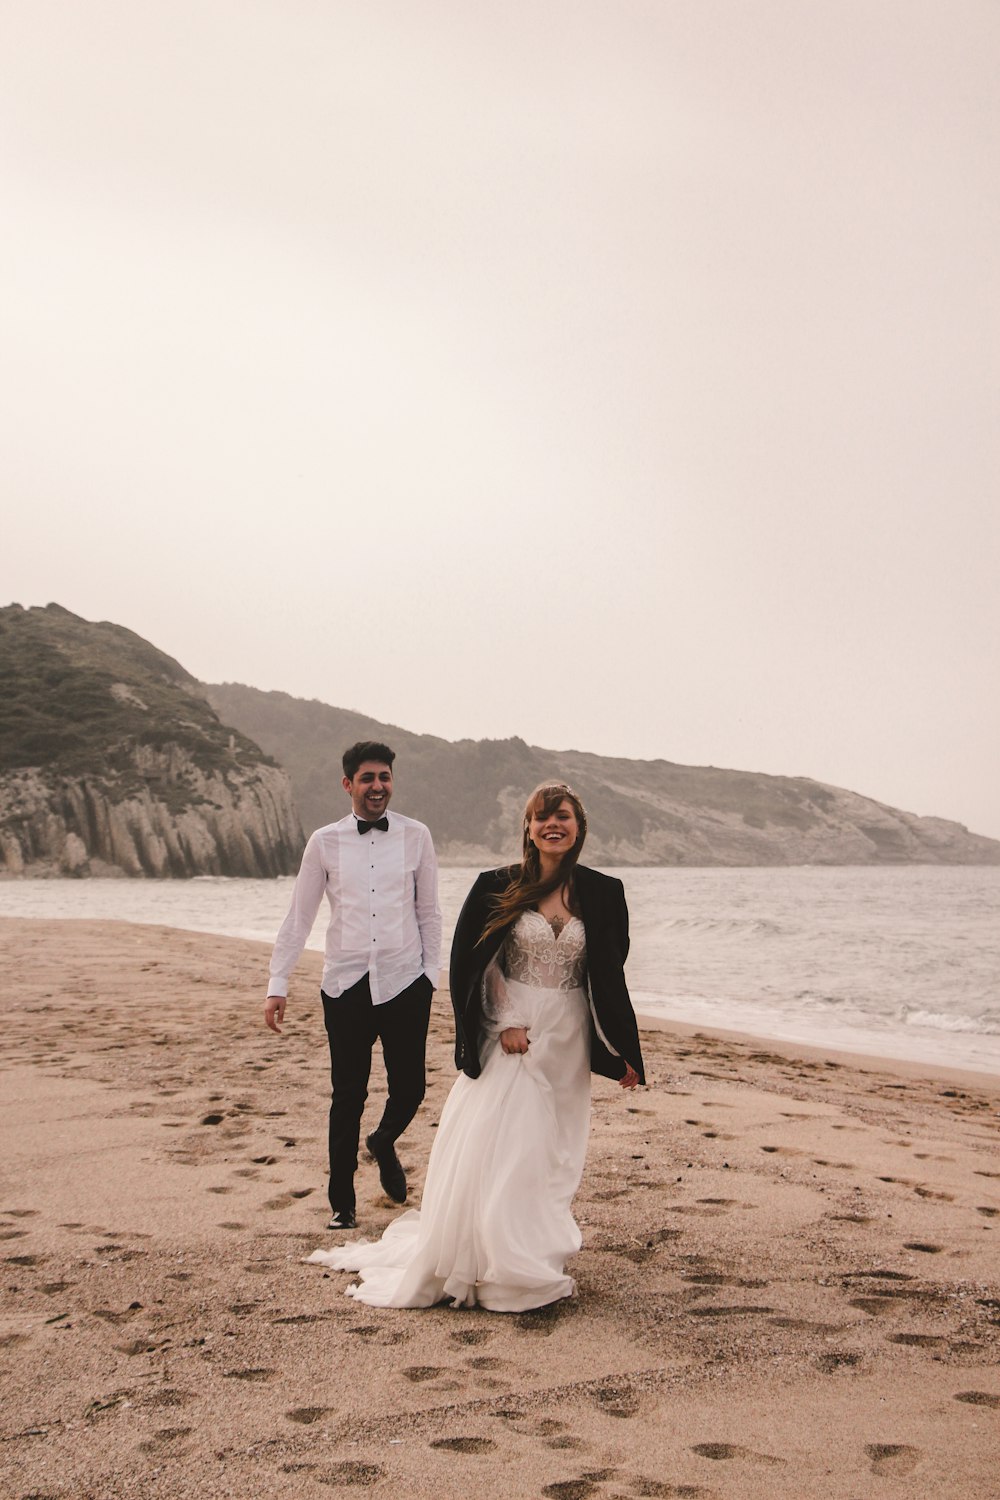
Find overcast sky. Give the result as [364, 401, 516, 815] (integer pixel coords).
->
[3, 1, 998, 837]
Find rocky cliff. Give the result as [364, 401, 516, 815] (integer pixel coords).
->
[0, 605, 304, 877]
[205, 682, 1000, 867]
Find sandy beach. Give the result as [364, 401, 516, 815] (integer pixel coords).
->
[1, 917, 997, 1500]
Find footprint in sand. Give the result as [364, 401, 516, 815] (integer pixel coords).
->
[865, 1444, 920, 1477]
[430, 1437, 496, 1455]
[115, 1338, 162, 1357]
[691, 1443, 784, 1466]
[144, 1388, 192, 1409]
[690, 1304, 775, 1319]
[686, 1273, 767, 1289]
[263, 1190, 315, 1211]
[954, 1391, 1000, 1408]
[843, 1270, 913, 1283]
[630, 1480, 714, 1498]
[314, 1460, 385, 1484]
[589, 1382, 640, 1418]
[449, 1328, 492, 1346]
[272, 1312, 336, 1325]
[348, 1324, 409, 1346]
[93, 1304, 143, 1326]
[815, 1352, 862, 1372]
[850, 1295, 904, 1317]
[286, 1406, 332, 1424]
[772, 1318, 844, 1334]
[514, 1302, 574, 1335]
[541, 1474, 615, 1499]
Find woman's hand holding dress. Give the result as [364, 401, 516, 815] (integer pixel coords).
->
[500, 1026, 530, 1054]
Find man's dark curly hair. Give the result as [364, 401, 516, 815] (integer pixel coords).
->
[342, 741, 396, 779]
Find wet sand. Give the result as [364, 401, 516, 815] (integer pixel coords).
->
[1, 917, 998, 1499]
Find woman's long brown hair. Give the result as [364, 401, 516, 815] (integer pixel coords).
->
[478, 782, 588, 944]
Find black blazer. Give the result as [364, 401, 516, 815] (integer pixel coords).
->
[448, 863, 645, 1085]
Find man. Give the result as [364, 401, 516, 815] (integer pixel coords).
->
[264, 741, 441, 1231]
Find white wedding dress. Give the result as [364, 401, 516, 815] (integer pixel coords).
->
[307, 910, 592, 1311]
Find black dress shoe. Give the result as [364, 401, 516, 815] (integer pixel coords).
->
[327, 1207, 356, 1230]
[366, 1132, 407, 1204]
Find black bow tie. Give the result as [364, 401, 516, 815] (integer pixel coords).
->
[357, 816, 389, 834]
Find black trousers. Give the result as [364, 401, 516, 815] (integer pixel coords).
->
[321, 972, 433, 1213]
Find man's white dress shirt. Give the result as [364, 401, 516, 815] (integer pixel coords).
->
[267, 811, 441, 1005]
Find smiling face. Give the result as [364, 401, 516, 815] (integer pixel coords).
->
[342, 761, 394, 821]
[527, 797, 580, 859]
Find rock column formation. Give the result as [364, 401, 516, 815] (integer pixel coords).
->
[0, 748, 304, 878]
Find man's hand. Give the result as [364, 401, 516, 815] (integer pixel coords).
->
[618, 1064, 641, 1090]
[264, 995, 286, 1034]
[500, 1026, 530, 1055]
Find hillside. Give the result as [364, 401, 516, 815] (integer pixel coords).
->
[0, 605, 304, 877]
[204, 682, 1000, 866]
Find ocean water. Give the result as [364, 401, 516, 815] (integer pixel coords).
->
[3, 866, 998, 1076]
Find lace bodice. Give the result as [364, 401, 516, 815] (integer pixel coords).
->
[505, 911, 587, 989]
[482, 911, 587, 1026]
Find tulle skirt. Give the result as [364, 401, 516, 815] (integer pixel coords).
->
[307, 978, 592, 1311]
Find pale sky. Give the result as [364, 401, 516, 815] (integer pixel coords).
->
[3, 1, 999, 837]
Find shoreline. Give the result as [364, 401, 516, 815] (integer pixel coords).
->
[636, 1011, 1000, 1090]
[0, 906, 994, 1081]
[1, 916, 998, 1498]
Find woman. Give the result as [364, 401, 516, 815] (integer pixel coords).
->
[307, 781, 645, 1311]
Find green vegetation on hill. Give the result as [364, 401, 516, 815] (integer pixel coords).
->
[0, 605, 304, 877]
[0, 603, 271, 784]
